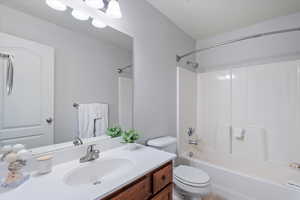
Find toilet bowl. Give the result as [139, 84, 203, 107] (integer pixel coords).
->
[146, 136, 211, 200]
[174, 165, 211, 200]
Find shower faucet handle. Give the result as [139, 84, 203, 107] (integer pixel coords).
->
[187, 128, 194, 136]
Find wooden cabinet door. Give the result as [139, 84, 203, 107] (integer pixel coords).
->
[151, 184, 172, 200]
[153, 163, 172, 194]
[110, 175, 151, 200]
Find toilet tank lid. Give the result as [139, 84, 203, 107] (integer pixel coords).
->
[147, 136, 177, 148]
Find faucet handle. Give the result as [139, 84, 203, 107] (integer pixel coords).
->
[88, 144, 98, 152]
[73, 137, 83, 146]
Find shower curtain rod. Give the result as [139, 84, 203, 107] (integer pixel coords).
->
[176, 27, 300, 62]
[0, 53, 10, 58]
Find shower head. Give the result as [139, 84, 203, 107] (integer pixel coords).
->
[186, 61, 199, 69]
[117, 65, 132, 74]
[117, 68, 123, 73]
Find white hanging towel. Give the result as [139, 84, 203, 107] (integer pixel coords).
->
[78, 103, 108, 138]
[92, 103, 108, 137]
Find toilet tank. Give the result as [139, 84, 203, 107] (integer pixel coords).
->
[146, 136, 177, 154]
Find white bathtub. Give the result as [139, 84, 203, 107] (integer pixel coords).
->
[178, 155, 300, 200]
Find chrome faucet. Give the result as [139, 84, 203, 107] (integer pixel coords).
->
[80, 145, 100, 163]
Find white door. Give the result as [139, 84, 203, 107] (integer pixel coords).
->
[0, 32, 54, 149]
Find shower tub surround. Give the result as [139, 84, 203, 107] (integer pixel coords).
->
[177, 60, 300, 199]
[178, 152, 300, 200]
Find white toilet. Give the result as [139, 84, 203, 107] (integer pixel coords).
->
[147, 136, 211, 200]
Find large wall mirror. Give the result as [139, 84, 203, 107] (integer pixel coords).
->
[0, 0, 133, 149]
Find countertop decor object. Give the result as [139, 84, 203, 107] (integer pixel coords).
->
[0, 144, 31, 189]
[106, 126, 123, 138]
[36, 155, 54, 175]
[122, 129, 140, 150]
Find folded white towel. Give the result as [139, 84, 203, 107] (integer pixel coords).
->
[92, 103, 108, 137]
[77, 103, 108, 138]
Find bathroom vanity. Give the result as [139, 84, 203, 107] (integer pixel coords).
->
[102, 161, 173, 200]
[0, 144, 176, 200]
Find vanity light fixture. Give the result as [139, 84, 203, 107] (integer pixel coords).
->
[92, 19, 107, 28]
[45, 0, 123, 28]
[85, 0, 105, 9]
[46, 0, 67, 11]
[72, 9, 90, 21]
[106, 0, 122, 19]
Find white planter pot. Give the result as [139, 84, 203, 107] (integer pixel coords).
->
[126, 143, 137, 150]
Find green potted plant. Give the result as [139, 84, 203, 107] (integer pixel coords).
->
[106, 126, 123, 138]
[121, 129, 140, 150]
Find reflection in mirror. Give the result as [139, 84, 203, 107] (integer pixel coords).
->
[0, 0, 133, 149]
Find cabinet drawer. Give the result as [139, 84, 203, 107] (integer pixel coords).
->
[153, 162, 172, 194]
[151, 184, 173, 200]
[111, 175, 151, 200]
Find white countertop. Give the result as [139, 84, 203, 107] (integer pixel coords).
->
[0, 145, 176, 200]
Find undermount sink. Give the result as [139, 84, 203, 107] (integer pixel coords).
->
[64, 158, 134, 186]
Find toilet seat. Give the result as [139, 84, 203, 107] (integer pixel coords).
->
[175, 176, 210, 187]
[174, 165, 210, 187]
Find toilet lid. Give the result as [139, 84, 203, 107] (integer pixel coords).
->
[174, 165, 210, 185]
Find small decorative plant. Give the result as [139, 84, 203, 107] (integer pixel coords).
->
[106, 126, 123, 138]
[122, 129, 140, 143]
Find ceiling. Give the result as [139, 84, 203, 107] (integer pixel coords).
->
[146, 0, 300, 40]
[0, 0, 133, 51]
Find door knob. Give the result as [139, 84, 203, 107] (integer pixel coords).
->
[46, 117, 53, 124]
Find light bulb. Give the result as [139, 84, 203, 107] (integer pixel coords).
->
[92, 19, 107, 28]
[106, 0, 122, 19]
[46, 0, 67, 11]
[72, 9, 90, 21]
[85, 0, 105, 9]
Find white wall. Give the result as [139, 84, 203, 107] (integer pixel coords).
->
[100, 0, 196, 141]
[196, 12, 300, 71]
[0, 5, 132, 143]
